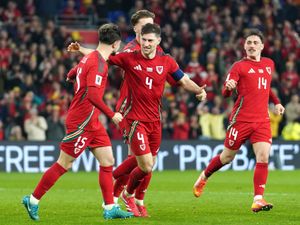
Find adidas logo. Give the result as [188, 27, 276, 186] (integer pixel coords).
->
[134, 65, 142, 71]
[248, 68, 255, 73]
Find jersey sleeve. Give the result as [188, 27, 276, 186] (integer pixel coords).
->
[167, 56, 184, 81]
[108, 52, 128, 67]
[67, 65, 78, 80]
[86, 59, 115, 118]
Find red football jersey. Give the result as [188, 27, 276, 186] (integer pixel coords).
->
[115, 39, 177, 113]
[65, 51, 110, 131]
[223, 57, 275, 122]
[109, 50, 182, 122]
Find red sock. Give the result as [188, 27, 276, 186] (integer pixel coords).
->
[113, 174, 129, 198]
[253, 162, 268, 196]
[99, 166, 114, 205]
[135, 172, 152, 200]
[32, 162, 67, 200]
[113, 156, 137, 179]
[204, 154, 223, 178]
[126, 167, 148, 195]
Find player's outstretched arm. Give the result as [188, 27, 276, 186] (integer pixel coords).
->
[178, 74, 207, 101]
[67, 42, 94, 55]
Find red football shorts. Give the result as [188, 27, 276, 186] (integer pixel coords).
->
[118, 117, 129, 144]
[126, 119, 161, 156]
[60, 127, 111, 158]
[224, 121, 272, 150]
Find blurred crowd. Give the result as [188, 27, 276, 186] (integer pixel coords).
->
[0, 0, 300, 141]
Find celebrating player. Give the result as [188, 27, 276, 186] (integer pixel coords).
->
[68, 9, 177, 217]
[22, 24, 133, 220]
[106, 23, 206, 216]
[193, 28, 285, 213]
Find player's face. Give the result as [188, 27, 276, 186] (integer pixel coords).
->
[140, 33, 161, 58]
[244, 35, 264, 60]
[134, 17, 154, 41]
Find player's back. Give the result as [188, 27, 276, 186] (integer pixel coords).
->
[229, 57, 274, 122]
[66, 51, 107, 131]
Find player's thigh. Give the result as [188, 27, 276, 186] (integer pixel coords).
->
[148, 121, 162, 156]
[91, 146, 114, 166]
[89, 130, 113, 166]
[252, 142, 271, 163]
[127, 121, 151, 156]
[250, 122, 272, 145]
[250, 122, 272, 163]
[224, 121, 253, 150]
[60, 129, 94, 158]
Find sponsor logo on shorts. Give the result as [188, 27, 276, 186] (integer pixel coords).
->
[229, 140, 235, 147]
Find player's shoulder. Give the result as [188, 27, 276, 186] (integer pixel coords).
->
[229, 59, 244, 70]
[123, 39, 140, 52]
[261, 57, 274, 65]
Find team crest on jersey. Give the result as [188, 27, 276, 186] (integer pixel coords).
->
[156, 66, 163, 74]
[229, 140, 235, 147]
[139, 144, 146, 151]
[266, 67, 271, 75]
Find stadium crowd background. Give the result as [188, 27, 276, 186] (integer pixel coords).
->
[0, 0, 299, 142]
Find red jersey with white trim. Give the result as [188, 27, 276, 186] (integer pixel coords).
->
[109, 50, 180, 122]
[115, 39, 177, 113]
[223, 57, 275, 122]
[65, 51, 109, 131]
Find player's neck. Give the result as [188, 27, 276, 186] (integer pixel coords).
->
[96, 44, 112, 61]
[141, 49, 157, 59]
[246, 55, 261, 62]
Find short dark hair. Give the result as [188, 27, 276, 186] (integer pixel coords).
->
[98, 23, 121, 45]
[131, 10, 155, 26]
[141, 23, 161, 37]
[244, 28, 264, 43]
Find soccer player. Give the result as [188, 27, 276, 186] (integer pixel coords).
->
[106, 23, 206, 216]
[68, 10, 176, 217]
[193, 29, 285, 213]
[22, 24, 133, 220]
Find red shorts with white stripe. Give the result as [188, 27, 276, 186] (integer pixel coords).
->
[126, 119, 161, 156]
[60, 127, 111, 158]
[224, 121, 272, 150]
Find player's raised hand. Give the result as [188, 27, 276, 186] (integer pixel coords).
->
[274, 104, 285, 115]
[112, 112, 123, 125]
[67, 42, 80, 52]
[225, 79, 237, 91]
[196, 85, 207, 101]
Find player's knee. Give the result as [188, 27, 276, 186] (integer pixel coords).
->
[139, 162, 153, 173]
[220, 154, 235, 164]
[57, 160, 73, 170]
[256, 155, 269, 163]
[101, 156, 115, 167]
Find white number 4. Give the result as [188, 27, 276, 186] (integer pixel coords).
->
[146, 77, 153, 89]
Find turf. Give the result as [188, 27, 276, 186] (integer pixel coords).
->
[0, 170, 299, 225]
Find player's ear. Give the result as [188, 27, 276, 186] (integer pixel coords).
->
[157, 37, 161, 45]
[261, 43, 264, 51]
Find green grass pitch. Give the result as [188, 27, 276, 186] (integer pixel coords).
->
[0, 170, 299, 225]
